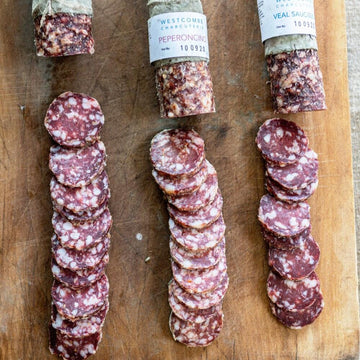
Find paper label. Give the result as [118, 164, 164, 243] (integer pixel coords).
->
[148, 12, 209, 63]
[257, 0, 316, 42]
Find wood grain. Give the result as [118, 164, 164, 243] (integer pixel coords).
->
[0, 0, 358, 359]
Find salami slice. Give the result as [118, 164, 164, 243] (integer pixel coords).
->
[156, 61, 215, 118]
[169, 215, 225, 252]
[266, 149, 319, 190]
[169, 275, 229, 310]
[168, 190, 223, 230]
[44, 92, 104, 147]
[268, 234, 320, 280]
[51, 233, 110, 271]
[52, 209, 112, 251]
[51, 253, 109, 289]
[171, 252, 227, 294]
[169, 310, 223, 347]
[152, 160, 208, 196]
[270, 291, 324, 329]
[267, 270, 320, 311]
[258, 194, 310, 237]
[262, 227, 311, 250]
[50, 171, 109, 213]
[51, 274, 109, 321]
[150, 128, 205, 177]
[167, 161, 218, 212]
[49, 141, 107, 188]
[255, 118, 309, 166]
[170, 236, 224, 270]
[51, 301, 108, 338]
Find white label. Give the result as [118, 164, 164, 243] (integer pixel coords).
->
[148, 12, 209, 63]
[257, 0, 316, 42]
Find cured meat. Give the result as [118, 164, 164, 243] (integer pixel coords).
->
[51, 301, 108, 338]
[262, 227, 311, 250]
[168, 190, 223, 230]
[168, 289, 221, 324]
[169, 310, 223, 347]
[171, 252, 227, 294]
[44, 92, 104, 147]
[267, 270, 320, 311]
[270, 291, 324, 329]
[51, 274, 109, 321]
[49, 141, 107, 188]
[150, 128, 205, 177]
[255, 118, 309, 166]
[52, 208, 112, 251]
[268, 234, 320, 280]
[169, 215, 225, 252]
[167, 161, 218, 212]
[169, 275, 229, 310]
[156, 61, 215, 118]
[266, 149, 319, 190]
[152, 160, 208, 196]
[267, 49, 326, 114]
[51, 233, 110, 271]
[170, 236, 224, 270]
[51, 253, 109, 289]
[50, 171, 109, 213]
[258, 194, 310, 237]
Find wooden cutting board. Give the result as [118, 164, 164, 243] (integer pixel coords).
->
[0, 0, 358, 359]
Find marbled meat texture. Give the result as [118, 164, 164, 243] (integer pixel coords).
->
[262, 227, 311, 250]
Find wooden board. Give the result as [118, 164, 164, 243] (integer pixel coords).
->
[0, 1, 359, 359]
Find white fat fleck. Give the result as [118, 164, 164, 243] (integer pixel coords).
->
[285, 173, 298, 182]
[289, 217, 299, 227]
[210, 208, 218, 217]
[263, 134, 271, 143]
[276, 128, 284, 138]
[301, 219, 310, 228]
[136, 233, 143, 241]
[52, 264, 60, 275]
[93, 187, 101, 196]
[82, 98, 91, 109]
[70, 232, 80, 240]
[284, 278, 297, 289]
[68, 97, 77, 106]
[194, 277, 202, 285]
[54, 314, 64, 327]
[52, 130, 61, 137]
[175, 163, 184, 171]
[86, 235, 93, 246]
[265, 210, 277, 220]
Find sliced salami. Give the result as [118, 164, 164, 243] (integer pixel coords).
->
[51, 233, 110, 271]
[258, 194, 310, 237]
[267, 270, 320, 311]
[51, 301, 108, 338]
[152, 160, 208, 196]
[169, 309, 223, 347]
[262, 227, 311, 250]
[51, 253, 109, 289]
[270, 291, 324, 329]
[256, 118, 309, 166]
[266, 149, 319, 190]
[52, 208, 112, 251]
[44, 92, 104, 147]
[171, 252, 227, 294]
[168, 190, 223, 230]
[150, 128, 205, 177]
[49, 141, 106, 188]
[268, 234, 320, 280]
[51, 274, 109, 321]
[50, 171, 109, 213]
[169, 275, 229, 310]
[167, 161, 218, 212]
[169, 216, 225, 252]
[170, 236, 224, 270]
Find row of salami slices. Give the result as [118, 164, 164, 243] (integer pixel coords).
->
[256, 118, 324, 329]
[150, 129, 229, 347]
[44, 92, 111, 360]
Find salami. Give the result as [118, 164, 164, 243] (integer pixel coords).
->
[150, 129, 205, 177]
[169, 310, 223, 347]
[52, 208, 112, 251]
[44, 92, 104, 147]
[267, 270, 320, 311]
[258, 194, 310, 237]
[169, 275, 229, 310]
[51, 233, 110, 271]
[49, 141, 107, 188]
[50, 171, 109, 213]
[270, 291, 324, 329]
[268, 234, 320, 280]
[169, 215, 225, 252]
[168, 190, 223, 230]
[262, 227, 311, 251]
[51, 274, 109, 321]
[167, 161, 218, 212]
[255, 118, 309, 166]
